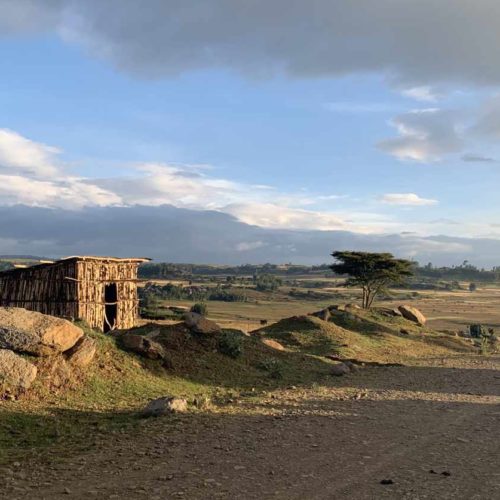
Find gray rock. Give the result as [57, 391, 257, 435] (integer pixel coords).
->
[65, 336, 97, 367]
[183, 312, 221, 335]
[343, 360, 359, 372]
[119, 333, 166, 360]
[0, 307, 83, 356]
[311, 308, 331, 321]
[377, 307, 403, 318]
[142, 397, 188, 417]
[331, 362, 351, 376]
[0, 349, 37, 393]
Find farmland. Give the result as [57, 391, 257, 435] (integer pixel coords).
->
[138, 273, 500, 334]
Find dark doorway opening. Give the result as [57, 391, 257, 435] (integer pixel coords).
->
[104, 283, 118, 333]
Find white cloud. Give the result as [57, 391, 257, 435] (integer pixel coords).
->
[0, 129, 121, 208]
[401, 86, 439, 102]
[95, 163, 243, 210]
[0, 130, 358, 230]
[381, 193, 438, 206]
[378, 109, 463, 162]
[0, 174, 121, 208]
[0, 128, 61, 177]
[224, 203, 347, 231]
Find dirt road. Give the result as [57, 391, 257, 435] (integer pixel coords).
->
[2, 355, 499, 499]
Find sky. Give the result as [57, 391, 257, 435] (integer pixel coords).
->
[1, 0, 500, 265]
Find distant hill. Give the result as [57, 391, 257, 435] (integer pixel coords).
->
[0, 255, 46, 260]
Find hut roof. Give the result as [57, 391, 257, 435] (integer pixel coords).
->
[61, 256, 151, 263]
[0, 256, 151, 278]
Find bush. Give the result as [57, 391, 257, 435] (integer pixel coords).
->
[254, 274, 282, 292]
[191, 303, 208, 316]
[257, 358, 283, 379]
[469, 324, 487, 338]
[207, 288, 247, 302]
[217, 331, 243, 358]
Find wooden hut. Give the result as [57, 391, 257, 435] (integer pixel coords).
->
[0, 256, 150, 332]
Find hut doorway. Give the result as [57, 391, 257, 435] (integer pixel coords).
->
[104, 283, 118, 332]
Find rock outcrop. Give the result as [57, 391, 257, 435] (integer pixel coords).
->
[119, 332, 166, 360]
[65, 336, 97, 367]
[183, 312, 221, 335]
[398, 305, 426, 326]
[0, 307, 83, 356]
[0, 349, 37, 393]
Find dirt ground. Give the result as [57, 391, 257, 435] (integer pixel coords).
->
[2, 354, 499, 499]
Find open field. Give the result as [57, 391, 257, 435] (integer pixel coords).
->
[142, 281, 500, 334]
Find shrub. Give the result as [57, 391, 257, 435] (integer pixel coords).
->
[191, 303, 208, 316]
[469, 324, 486, 338]
[254, 274, 282, 292]
[217, 331, 243, 358]
[257, 358, 283, 379]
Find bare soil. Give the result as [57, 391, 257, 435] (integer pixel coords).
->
[2, 354, 499, 499]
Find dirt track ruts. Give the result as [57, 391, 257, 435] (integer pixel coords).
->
[2, 355, 499, 499]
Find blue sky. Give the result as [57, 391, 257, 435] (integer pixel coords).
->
[1, 1, 500, 264]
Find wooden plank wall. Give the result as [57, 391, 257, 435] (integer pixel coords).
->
[0, 259, 140, 332]
[76, 260, 139, 331]
[0, 261, 78, 318]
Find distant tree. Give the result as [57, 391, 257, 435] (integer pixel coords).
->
[330, 251, 414, 309]
[254, 274, 282, 292]
[469, 282, 477, 292]
[191, 302, 208, 316]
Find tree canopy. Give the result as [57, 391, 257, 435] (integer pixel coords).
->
[330, 251, 414, 309]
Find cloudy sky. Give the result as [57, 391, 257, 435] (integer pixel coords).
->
[1, 0, 500, 265]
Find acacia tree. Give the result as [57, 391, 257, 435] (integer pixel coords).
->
[330, 251, 414, 309]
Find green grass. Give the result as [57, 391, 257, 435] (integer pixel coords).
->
[0, 322, 334, 463]
[0, 303, 477, 464]
[256, 310, 474, 362]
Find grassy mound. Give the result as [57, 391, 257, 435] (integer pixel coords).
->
[0, 322, 334, 462]
[255, 312, 473, 363]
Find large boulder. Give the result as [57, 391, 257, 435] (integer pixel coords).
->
[119, 332, 166, 360]
[398, 305, 426, 326]
[183, 312, 221, 335]
[0, 308, 83, 356]
[65, 336, 97, 368]
[0, 349, 37, 394]
[141, 396, 188, 417]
